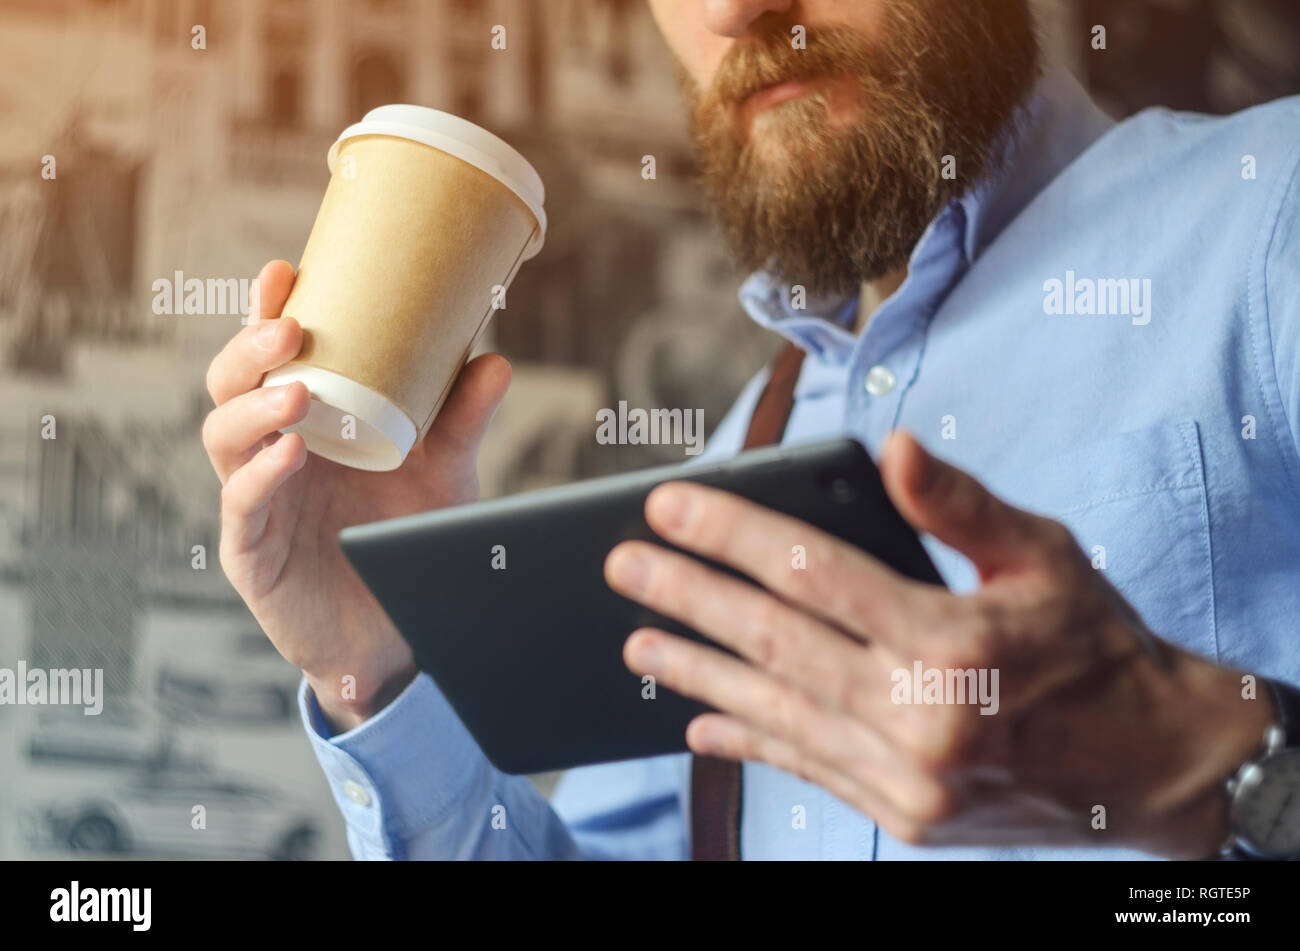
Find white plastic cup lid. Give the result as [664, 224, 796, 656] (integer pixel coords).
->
[326, 104, 547, 260]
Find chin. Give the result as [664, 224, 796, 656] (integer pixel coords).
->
[746, 106, 839, 162]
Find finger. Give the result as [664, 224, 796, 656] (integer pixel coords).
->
[686, 713, 948, 845]
[879, 430, 1067, 579]
[624, 627, 899, 788]
[422, 352, 512, 454]
[206, 314, 303, 407]
[203, 382, 311, 483]
[605, 540, 896, 718]
[247, 259, 296, 324]
[206, 262, 299, 406]
[219, 433, 308, 555]
[642, 481, 936, 650]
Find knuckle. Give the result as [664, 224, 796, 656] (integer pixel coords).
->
[782, 695, 825, 752]
[269, 382, 294, 420]
[658, 641, 694, 694]
[765, 682, 805, 734]
[748, 599, 788, 670]
[789, 538, 850, 610]
[833, 667, 865, 717]
[730, 730, 762, 763]
[642, 552, 676, 605]
[804, 536, 843, 586]
[706, 503, 748, 557]
[674, 493, 719, 548]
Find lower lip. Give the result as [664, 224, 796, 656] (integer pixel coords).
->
[746, 78, 819, 116]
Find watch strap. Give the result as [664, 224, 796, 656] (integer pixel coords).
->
[1262, 677, 1300, 749]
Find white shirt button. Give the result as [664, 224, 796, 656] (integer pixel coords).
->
[864, 365, 896, 396]
[342, 781, 372, 807]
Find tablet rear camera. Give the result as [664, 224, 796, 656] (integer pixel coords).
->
[827, 475, 857, 504]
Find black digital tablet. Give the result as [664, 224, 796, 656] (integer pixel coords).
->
[339, 438, 945, 774]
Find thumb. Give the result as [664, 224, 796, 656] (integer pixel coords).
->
[878, 430, 1063, 579]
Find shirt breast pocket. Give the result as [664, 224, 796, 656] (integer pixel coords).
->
[993, 418, 1218, 662]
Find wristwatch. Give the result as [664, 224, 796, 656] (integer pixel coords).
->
[1219, 678, 1300, 860]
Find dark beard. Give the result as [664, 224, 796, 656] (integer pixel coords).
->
[679, 0, 1041, 299]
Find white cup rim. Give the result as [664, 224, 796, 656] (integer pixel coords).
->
[326, 104, 546, 260]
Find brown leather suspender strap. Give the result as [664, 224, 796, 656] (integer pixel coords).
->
[689, 341, 806, 861]
[737, 342, 807, 452]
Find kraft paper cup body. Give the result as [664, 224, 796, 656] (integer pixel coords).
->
[263, 106, 545, 471]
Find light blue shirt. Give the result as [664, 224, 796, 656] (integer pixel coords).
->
[298, 70, 1300, 860]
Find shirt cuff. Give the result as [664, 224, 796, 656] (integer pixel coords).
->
[298, 672, 489, 859]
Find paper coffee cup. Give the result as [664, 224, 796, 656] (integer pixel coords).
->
[262, 105, 546, 471]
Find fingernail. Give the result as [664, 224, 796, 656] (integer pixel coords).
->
[609, 549, 650, 594]
[256, 320, 279, 349]
[266, 384, 288, 408]
[649, 485, 692, 532]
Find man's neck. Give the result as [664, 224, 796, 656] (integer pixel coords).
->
[853, 264, 908, 334]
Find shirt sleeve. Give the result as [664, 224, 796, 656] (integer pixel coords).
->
[300, 675, 587, 860]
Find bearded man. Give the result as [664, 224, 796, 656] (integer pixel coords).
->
[202, 1, 1300, 860]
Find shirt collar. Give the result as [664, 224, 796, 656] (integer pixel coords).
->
[737, 68, 1116, 348]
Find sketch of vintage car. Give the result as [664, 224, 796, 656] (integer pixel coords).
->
[29, 767, 319, 860]
[26, 706, 206, 771]
[155, 631, 302, 724]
